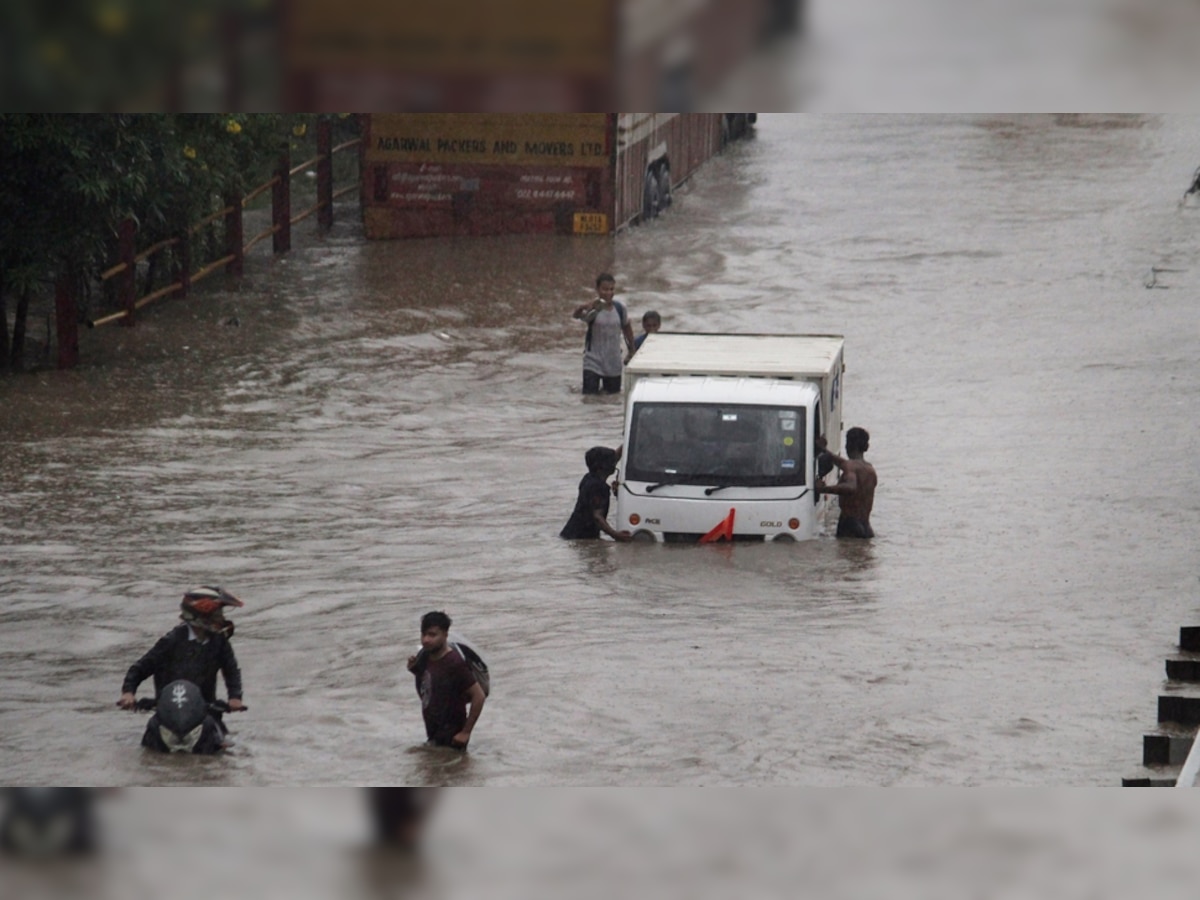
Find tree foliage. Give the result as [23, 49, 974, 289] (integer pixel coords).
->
[0, 1, 277, 112]
[0, 113, 356, 370]
[0, 114, 300, 289]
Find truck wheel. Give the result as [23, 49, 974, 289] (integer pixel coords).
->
[657, 166, 672, 211]
[643, 169, 661, 220]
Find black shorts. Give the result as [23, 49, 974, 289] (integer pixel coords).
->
[836, 515, 874, 539]
[583, 371, 621, 394]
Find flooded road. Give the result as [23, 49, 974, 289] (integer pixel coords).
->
[4, 115, 1200, 786]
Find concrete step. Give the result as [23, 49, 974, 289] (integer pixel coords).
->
[1122, 773, 1179, 787]
[1179, 626, 1200, 653]
[1165, 657, 1200, 682]
[1123, 757, 1183, 786]
[1157, 693, 1200, 726]
[1124, 626, 1200, 784]
[1143, 732, 1194, 766]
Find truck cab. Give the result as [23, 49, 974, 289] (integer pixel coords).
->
[617, 333, 844, 542]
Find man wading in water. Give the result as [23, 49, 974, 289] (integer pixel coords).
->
[406, 611, 486, 750]
[815, 427, 877, 538]
[572, 273, 635, 395]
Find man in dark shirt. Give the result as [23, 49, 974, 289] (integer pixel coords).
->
[117, 586, 245, 718]
[559, 445, 632, 541]
[406, 611, 486, 750]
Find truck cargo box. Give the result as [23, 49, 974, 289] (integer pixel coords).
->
[618, 333, 845, 542]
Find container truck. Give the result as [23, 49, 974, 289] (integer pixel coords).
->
[616, 333, 845, 542]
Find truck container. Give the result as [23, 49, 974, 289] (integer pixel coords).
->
[616, 333, 845, 542]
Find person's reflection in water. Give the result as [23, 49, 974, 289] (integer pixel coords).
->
[1, 788, 98, 857]
[369, 788, 439, 854]
[0, 788, 106, 900]
[356, 788, 440, 899]
[835, 531, 877, 575]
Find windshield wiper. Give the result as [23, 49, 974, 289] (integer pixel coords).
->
[647, 480, 737, 494]
[646, 481, 682, 493]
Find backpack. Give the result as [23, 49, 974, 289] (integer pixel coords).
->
[451, 641, 491, 698]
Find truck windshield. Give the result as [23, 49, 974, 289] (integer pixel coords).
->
[625, 403, 806, 487]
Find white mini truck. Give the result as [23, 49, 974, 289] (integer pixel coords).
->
[617, 333, 845, 542]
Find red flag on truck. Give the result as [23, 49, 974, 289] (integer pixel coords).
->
[699, 508, 736, 543]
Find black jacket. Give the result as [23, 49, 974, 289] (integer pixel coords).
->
[122, 624, 243, 704]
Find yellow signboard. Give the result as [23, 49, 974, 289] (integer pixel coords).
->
[573, 212, 609, 234]
[367, 114, 611, 168]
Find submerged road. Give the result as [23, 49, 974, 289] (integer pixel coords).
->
[3, 115, 1200, 786]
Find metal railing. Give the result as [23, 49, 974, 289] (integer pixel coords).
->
[81, 122, 361, 337]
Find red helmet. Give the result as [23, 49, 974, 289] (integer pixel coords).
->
[180, 586, 243, 637]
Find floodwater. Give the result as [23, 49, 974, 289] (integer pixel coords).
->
[709, 0, 1200, 111]
[10, 788, 1200, 900]
[3, 115, 1200, 787]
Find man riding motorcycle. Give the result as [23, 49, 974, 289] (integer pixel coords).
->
[118, 586, 246, 735]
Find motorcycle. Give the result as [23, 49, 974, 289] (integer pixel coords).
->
[125, 679, 246, 754]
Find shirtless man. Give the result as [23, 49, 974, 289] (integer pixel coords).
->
[815, 427, 877, 538]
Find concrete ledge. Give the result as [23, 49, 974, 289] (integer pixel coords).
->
[1166, 658, 1200, 682]
[1144, 733, 1194, 766]
[1122, 776, 1178, 787]
[1158, 694, 1200, 725]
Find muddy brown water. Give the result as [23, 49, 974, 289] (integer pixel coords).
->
[3, 115, 1200, 787]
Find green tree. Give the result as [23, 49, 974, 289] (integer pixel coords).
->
[0, 113, 312, 371]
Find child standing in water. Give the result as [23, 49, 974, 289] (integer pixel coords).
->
[626, 309, 661, 362]
[573, 273, 635, 394]
[560, 446, 632, 541]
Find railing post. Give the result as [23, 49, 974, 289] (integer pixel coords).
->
[55, 273, 79, 369]
[10, 287, 29, 371]
[178, 228, 191, 298]
[117, 217, 136, 326]
[0, 270, 8, 370]
[225, 191, 244, 278]
[317, 116, 333, 229]
[273, 143, 291, 254]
